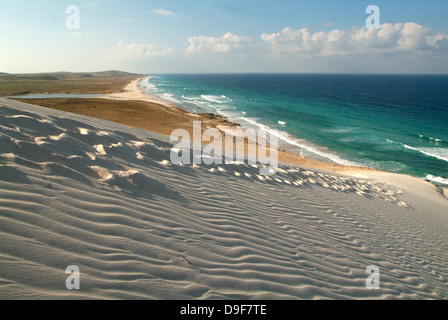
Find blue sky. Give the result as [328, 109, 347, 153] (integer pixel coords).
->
[1, 0, 447, 73]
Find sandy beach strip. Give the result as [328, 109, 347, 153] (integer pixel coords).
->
[101, 76, 177, 109]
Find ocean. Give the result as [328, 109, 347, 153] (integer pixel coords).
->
[141, 74, 448, 186]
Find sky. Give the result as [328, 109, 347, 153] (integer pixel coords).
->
[0, 0, 447, 74]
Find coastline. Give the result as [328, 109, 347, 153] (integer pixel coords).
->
[10, 76, 448, 197]
[116, 77, 448, 194]
[101, 76, 378, 174]
[100, 76, 177, 109]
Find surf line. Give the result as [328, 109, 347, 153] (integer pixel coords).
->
[170, 121, 279, 175]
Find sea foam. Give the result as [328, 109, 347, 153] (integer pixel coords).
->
[426, 174, 448, 185]
[404, 145, 448, 163]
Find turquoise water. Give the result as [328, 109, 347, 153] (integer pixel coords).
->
[141, 74, 448, 186]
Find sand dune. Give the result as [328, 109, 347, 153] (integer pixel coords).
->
[1, 97, 447, 299]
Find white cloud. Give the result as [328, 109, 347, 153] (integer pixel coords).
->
[261, 23, 448, 56]
[151, 9, 179, 19]
[72, 32, 91, 37]
[186, 32, 252, 53]
[176, 23, 448, 73]
[111, 41, 174, 59]
[428, 34, 448, 51]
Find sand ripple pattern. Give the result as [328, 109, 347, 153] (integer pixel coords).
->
[1, 98, 448, 299]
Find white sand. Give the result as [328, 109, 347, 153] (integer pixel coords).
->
[1, 97, 447, 299]
[101, 77, 176, 109]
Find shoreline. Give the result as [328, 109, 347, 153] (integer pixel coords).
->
[100, 76, 176, 109]
[100, 76, 378, 174]
[116, 77, 448, 193]
[10, 76, 448, 196]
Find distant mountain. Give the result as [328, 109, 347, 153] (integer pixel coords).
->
[51, 71, 142, 78]
[90, 70, 143, 78]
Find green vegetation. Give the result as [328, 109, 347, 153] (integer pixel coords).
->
[0, 71, 142, 97]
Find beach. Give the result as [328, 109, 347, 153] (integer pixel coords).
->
[13, 76, 379, 176]
[1, 75, 448, 299]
